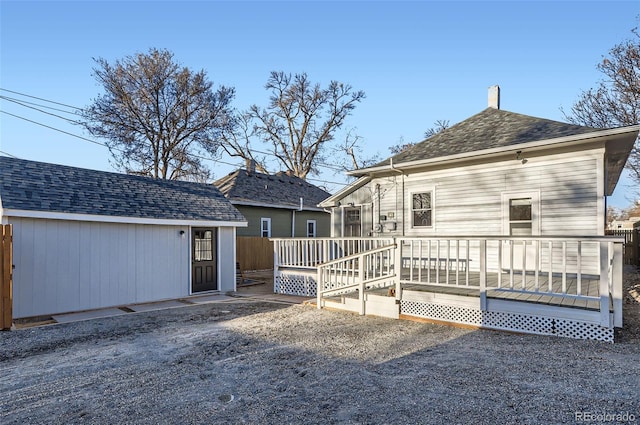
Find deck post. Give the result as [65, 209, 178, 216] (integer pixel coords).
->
[394, 239, 401, 300]
[479, 239, 487, 311]
[316, 265, 323, 309]
[599, 241, 611, 328]
[612, 241, 623, 328]
[358, 252, 365, 315]
[273, 240, 279, 293]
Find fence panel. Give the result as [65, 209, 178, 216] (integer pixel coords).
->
[1, 224, 13, 330]
[236, 236, 274, 271]
[606, 229, 639, 265]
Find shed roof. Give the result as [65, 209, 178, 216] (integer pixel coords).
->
[214, 169, 332, 210]
[0, 156, 246, 223]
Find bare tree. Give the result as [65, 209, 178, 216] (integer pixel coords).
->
[563, 25, 640, 185]
[222, 71, 365, 178]
[80, 48, 235, 180]
[333, 128, 381, 173]
[389, 120, 450, 154]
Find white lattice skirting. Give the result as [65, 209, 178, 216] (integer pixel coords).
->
[275, 270, 317, 297]
[401, 300, 614, 342]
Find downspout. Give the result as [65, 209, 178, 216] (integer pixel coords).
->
[389, 158, 406, 236]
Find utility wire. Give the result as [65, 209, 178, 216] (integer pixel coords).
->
[0, 89, 351, 186]
[0, 88, 79, 110]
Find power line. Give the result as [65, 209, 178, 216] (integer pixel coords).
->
[0, 89, 351, 187]
[0, 95, 79, 116]
[0, 88, 79, 110]
[1, 96, 80, 125]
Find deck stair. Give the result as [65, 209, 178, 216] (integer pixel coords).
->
[316, 244, 400, 319]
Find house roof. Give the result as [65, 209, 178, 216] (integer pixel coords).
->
[0, 156, 246, 224]
[214, 169, 332, 210]
[343, 107, 638, 197]
[368, 108, 603, 169]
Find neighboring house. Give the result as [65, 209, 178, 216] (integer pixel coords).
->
[0, 156, 247, 319]
[608, 217, 640, 230]
[320, 88, 638, 239]
[214, 163, 331, 238]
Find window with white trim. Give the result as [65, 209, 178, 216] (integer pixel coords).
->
[260, 217, 271, 237]
[411, 191, 433, 228]
[306, 220, 317, 237]
[508, 198, 532, 236]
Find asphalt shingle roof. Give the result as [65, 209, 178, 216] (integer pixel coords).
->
[214, 169, 332, 209]
[375, 107, 601, 167]
[0, 156, 246, 222]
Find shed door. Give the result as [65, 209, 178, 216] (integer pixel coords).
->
[192, 228, 217, 293]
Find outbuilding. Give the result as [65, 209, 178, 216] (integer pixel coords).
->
[0, 157, 247, 318]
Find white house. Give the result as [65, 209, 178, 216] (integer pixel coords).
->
[0, 157, 247, 318]
[270, 87, 639, 342]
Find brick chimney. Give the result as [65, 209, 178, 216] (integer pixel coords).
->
[246, 158, 256, 173]
[488, 85, 500, 109]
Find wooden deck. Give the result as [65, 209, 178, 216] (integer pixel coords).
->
[398, 268, 602, 310]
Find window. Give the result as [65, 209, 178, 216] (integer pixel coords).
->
[306, 220, 317, 237]
[412, 192, 432, 227]
[193, 230, 213, 261]
[508, 198, 532, 236]
[260, 217, 271, 237]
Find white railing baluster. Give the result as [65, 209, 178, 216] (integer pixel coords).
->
[577, 241, 582, 296]
[521, 239, 526, 289]
[562, 241, 567, 293]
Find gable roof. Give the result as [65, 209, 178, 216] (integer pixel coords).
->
[0, 156, 246, 224]
[371, 108, 602, 169]
[214, 169, 332, 211]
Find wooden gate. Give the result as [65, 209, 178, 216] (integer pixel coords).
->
[1, 224, 13, 330]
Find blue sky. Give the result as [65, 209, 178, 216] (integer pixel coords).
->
[1, 0, 639, 207]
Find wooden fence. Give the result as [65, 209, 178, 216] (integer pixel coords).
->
[236, 236, 274, 271]
[606, 228, 639, 266]
[1, 224, 13, 330]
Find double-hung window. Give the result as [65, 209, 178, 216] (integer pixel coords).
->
[411, 191, 433, 228]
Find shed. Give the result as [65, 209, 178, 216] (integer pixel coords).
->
[0, 156, 247, 318]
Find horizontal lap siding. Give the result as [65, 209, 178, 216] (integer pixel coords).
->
[11, 217, 190, 318]
[372, 154, 599, 237]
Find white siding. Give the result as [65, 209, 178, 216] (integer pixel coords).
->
[369, 150, 602, 237]
[217, 227, 237, 292]
[11, 217, 191, 318]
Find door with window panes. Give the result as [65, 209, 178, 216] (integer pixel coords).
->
[191, 228, 217, 292]
[502, 193, 539, 271]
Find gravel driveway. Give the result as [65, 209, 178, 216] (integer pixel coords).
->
[1, 271, 639, 425]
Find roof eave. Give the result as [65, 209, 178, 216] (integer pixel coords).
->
[347, 125, 640, 178]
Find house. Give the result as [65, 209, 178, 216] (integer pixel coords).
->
[270, 86, 639, 342]
[0, 156, 247, 319]
[321, 87, 637, 238]
[214, 162, 331, 238]
[608, 217, 640, 230]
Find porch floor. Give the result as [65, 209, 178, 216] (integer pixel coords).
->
[336, 268, 604, 311]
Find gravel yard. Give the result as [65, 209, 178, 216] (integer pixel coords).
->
[1, 270, 639, 425]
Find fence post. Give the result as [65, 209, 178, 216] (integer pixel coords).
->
[317, 265, 323, 310]
[1, 225, 13, 331]
[479, 239, 487, 311]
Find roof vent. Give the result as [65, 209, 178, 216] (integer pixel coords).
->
[488, 85, 500, 109]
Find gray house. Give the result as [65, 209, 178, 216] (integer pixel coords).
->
[214, 164, 331, 238]
[0, 157, 247, 318]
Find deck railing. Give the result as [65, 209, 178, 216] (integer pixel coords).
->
[272, 236, 624, 328]
[316, 244, 397, 315]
